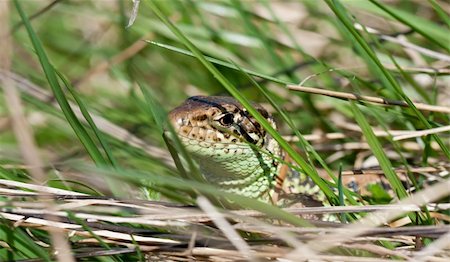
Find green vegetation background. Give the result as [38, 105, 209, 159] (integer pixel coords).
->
[0, 0, 449, 260]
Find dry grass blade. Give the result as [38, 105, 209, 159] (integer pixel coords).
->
[287, 85, 450, 114]
[341, 243, 410, 260]
[393, 125, 450, 141]
[197, 196, 256, 261]
[235, 224, 450, 238]
[340, 164, 449, 176]
[1, 211, 182, 244]
[0, 179, 86, 195]
[382, 64, 450, 74]
[284, 129, 445, 142]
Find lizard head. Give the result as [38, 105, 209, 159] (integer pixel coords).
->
[168, 95, 276, 149]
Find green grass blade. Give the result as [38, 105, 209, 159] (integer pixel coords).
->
[0, 220, 51, 261]
[56, 71, 118, 168]
[66, 212, 113, 251]
[130, 235, 144, 262]
[368, 0, 449, 52]
[428, 0, 450, 28]
[146, 41, 291, 85]
[345, 0, 450, 50]
[349, 102, 407, 199]
[337, 164, 347, 222]
[0, 166, 19, 180]
[137, 81, 205, 183]
[14, 0, 110, 167]
[137, 82, 165, 135]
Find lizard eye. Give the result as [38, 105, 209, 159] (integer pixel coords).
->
[219, 113, 234, 126]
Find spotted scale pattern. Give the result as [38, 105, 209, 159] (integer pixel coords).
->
[168, 96, 282, 200]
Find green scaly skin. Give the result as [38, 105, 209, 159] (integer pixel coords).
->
[168, 96, 282, 201]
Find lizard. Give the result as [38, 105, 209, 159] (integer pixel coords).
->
[167, 95, 320, 204]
